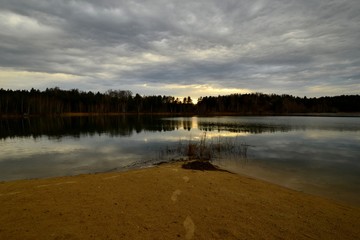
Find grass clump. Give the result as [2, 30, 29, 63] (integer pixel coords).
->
[159, 132, 249, 170]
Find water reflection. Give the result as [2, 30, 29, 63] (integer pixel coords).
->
[0, 116, 193, 140]
[0, 116, 359, 206]
[196, 116, 360, 133]
[4, 115, 358, 140]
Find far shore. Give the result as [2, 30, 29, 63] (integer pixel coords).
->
[0, 162, 359, 240]
[1, 111, 360, 119]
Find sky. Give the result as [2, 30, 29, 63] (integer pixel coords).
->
[0, 0, 359, 101]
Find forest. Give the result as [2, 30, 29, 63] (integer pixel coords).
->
[0, 87, 359, 116]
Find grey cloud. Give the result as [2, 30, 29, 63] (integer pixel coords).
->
[0, 0, 359, 96]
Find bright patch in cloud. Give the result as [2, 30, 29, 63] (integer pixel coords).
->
[0, 69, 85, 90]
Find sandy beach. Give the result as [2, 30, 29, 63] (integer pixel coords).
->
[0, 162, 359, 240]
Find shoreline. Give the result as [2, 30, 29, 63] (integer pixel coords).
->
[1, 112, 360, 119]
[1, 162, 359, 239]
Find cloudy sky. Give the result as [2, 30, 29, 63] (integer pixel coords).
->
[0, 0, 359, 100]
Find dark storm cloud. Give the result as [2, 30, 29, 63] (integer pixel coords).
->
[0, 0, 359, 96]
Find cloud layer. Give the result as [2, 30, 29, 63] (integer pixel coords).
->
[0, 0, 359, 99]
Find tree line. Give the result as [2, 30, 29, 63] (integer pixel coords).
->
[197, 93, 360, 114]
[0, 88, 194, 116]
[0, 87, 359, 116]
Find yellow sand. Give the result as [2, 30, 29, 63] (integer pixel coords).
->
[0, 162, 359, 240]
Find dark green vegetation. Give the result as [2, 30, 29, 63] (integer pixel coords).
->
[1, 87, 359, 116]
[197, 93, 360, 114]
[0, 88, 194, 116]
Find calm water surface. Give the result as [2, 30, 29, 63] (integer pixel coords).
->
[0, 116, 359, 206]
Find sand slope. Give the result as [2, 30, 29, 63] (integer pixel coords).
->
[0, 163, 359, 239]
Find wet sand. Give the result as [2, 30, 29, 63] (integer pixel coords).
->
[0, 162, 359, 239]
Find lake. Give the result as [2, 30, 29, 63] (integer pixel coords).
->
[0, 116, 359, 206]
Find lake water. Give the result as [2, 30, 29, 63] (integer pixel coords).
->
[0, 116, 359, 206]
